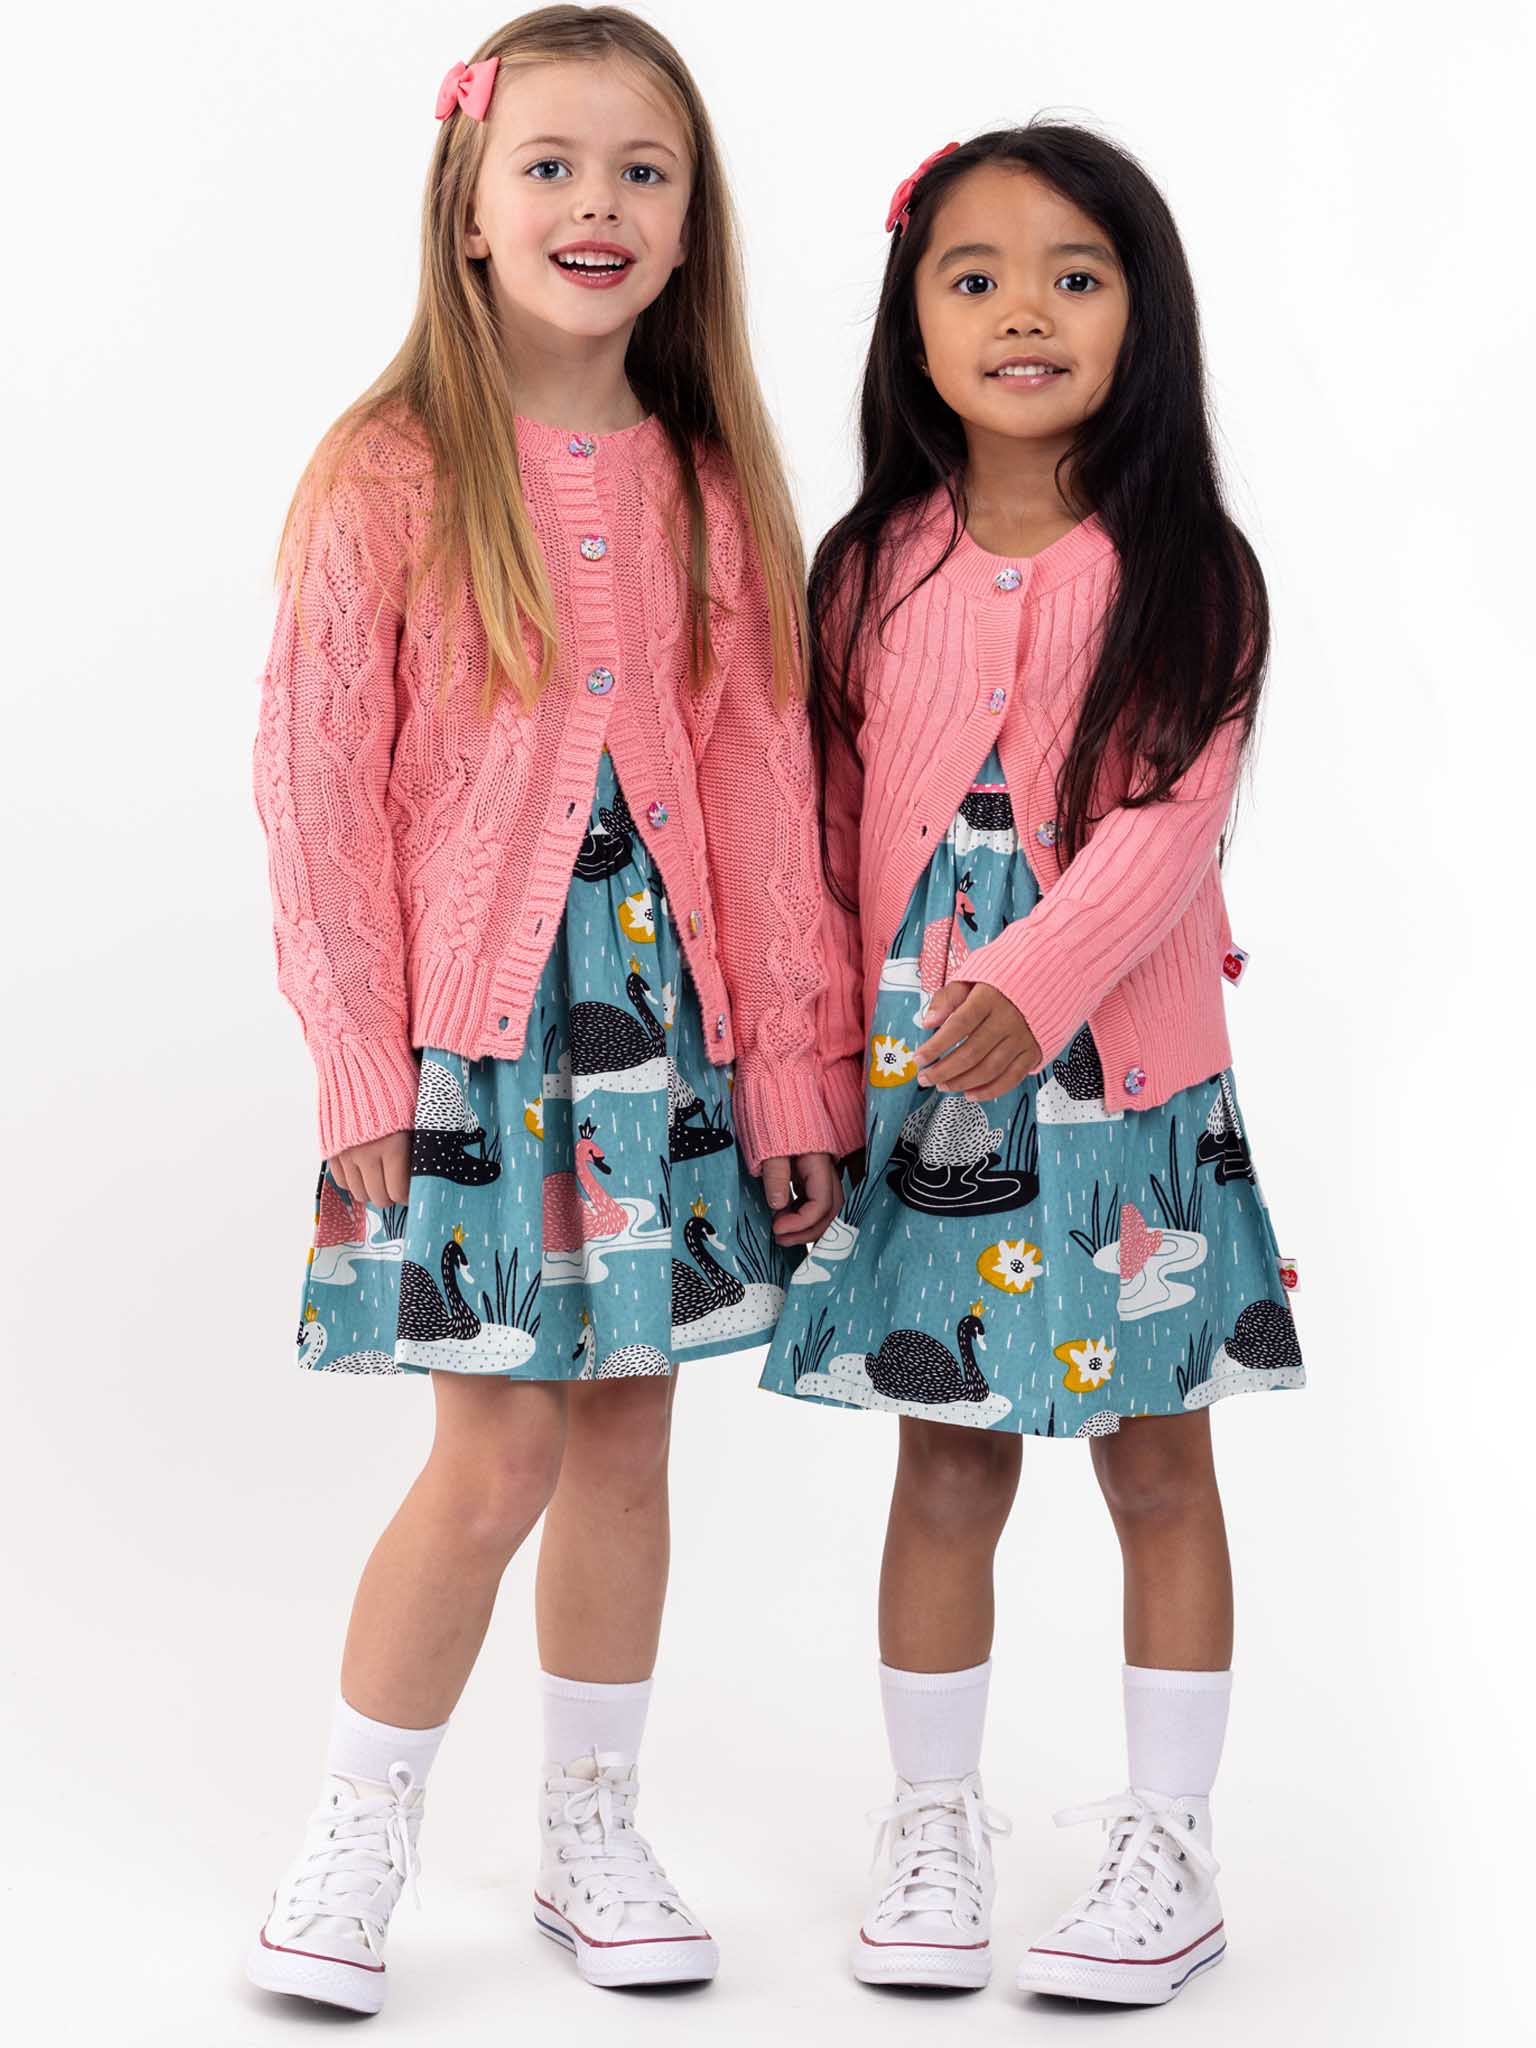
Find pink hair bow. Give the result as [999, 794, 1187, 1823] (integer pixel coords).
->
[435, 56, 500, 123]
[885, 140, 960, 235]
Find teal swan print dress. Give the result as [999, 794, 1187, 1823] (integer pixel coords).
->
[757, 748, 1304, 1438]
[296, 750, 790, 1381]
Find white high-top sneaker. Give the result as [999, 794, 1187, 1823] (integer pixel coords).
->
[533, 1749, 718, 1986]
[1017, 1789, 1225, 2005]
[246, 1762, 423, 2015]
[853, 1771, 1012, 1989]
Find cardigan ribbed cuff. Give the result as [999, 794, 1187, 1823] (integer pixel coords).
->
[960, 918, 1090, 1075]
[730, 1052, 841, 1176]
[314, 1035, 423, 1161]
[819, 1052, 869, 1163]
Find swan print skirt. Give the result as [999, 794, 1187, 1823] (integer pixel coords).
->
[757, 747, 1304, 1437]
[296, 750, 790, 1381]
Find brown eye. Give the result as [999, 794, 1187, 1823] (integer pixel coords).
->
[955, 273, 995, 296]
[1058, 271, 1100, 293]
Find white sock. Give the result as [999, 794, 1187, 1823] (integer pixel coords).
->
[1123, 1664, 1232, 1797]
[327, 1694, 450, 1788]
[878, 1659, 992, 1783]
[541, 1671, 653, 1764]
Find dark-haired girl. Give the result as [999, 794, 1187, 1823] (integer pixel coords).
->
[759, 127, 1304, 2006]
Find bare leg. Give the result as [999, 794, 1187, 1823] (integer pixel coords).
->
[1090, 1412, 1233, 1669]
[535, 1372, 679, 1681]
[878, 1417, 1024, 1671]
[339, 1375, 569, 1727]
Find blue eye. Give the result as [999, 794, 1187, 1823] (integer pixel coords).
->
[1058, 271, 1100, 293]
[954, 273, 995, 296]
[527, 159, 569, 181]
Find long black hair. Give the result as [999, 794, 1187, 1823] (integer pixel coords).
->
[814, 123, 1269, 871]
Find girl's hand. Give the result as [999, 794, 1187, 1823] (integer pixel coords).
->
[761, 1151, 842, 1246]
[330, 1130, 412, 1211]
[913, 981, 1042, 1101]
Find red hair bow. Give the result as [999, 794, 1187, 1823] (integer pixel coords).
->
[884, 141, 960, 235]
[435, 57, 500, 123]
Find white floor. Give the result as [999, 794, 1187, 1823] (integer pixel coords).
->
[9, 1334, 1521, 2047]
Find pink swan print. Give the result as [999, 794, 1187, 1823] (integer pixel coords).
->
[917, 871, 979, 1015]
[1092, 1200, 1208, 1319]
[542, 1117, 628, 1251]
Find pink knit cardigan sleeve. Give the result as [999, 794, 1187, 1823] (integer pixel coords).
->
[252, 456, 422, 1159]
[691, 490, 843, 1173]
[963, 710, 1245, 1068]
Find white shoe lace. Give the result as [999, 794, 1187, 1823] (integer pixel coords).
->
[546, 1757, 683, 1924]
[1051, 1789, 1218, 1948]
[283, 1762, 421, 1959]
[867, 1777, 1012, 1932]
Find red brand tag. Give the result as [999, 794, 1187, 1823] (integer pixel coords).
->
[1221, 946, 1250, 985]
[1278, 1257, 1298, 1292]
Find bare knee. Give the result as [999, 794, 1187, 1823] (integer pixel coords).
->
[1093, 1416, 1218, 1522]
[427, 1380, 567, 1556]
[896, 1419, 1021, 1538]
[560, 1376, 676, 1498]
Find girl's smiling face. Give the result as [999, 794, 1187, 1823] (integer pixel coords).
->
[914, 165, 1129, 448]
[466, 58, 691, 345]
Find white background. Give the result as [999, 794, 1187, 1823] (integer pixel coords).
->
[4, 2, 1531, 2041]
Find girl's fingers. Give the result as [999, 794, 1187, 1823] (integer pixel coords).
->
[964, 1049, 1032, 1101]
[920, 1015, 1009, 1091]
[913, 986, 986, 1072]
[920, 980, 970, 1031]
[384, 1132, 412, 1206]
[761, 1157, 792, 1211]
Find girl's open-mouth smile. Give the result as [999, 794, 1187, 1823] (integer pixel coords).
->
[549, 241, 638, 290]
[986, 355, 1070, 390]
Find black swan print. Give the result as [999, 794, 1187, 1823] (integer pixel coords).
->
[1181, 1296, 1303, 1408]
[571, 780, 638, 881]
[667, 1062, 735, 1161]
[868, 1305, 991, 1405]
[885, 1094, 1040, 1218]
[1195, 1074, 1255, 1184]
[552, 958, 668, 1101]
[669, 1196, 783, 1346]
[410, 1058, 502, 1186]
[796, 1300, 1013, 1428]
[1035, 1026, 1124, 1125]
[396, 1223, 535, 1372]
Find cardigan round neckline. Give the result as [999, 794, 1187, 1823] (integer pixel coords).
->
[914, 485, 1117, 601]
[511, 411, 667, 465]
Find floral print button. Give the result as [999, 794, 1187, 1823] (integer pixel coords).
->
[646, 801, 668, 827]
[715, 1013, 727, 1040]
[1124, 1065, 1147, 1095]
[579, 535, 608, 561]
[993, 567, 1023, 592]
[988, 687, 1007, 714]
[687, 910, 702, 936]
[585, 667, 614, 694]
[1035, 819, 1057, 848]
[568, 435, 596, 457]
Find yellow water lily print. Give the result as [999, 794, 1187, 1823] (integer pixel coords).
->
[978, 1238, 1043, 1293]
[1055, 1336, 1117, 1392]
[869, 1033, 917, 1088]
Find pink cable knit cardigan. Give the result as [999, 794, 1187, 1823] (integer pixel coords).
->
[252, 409, 839, 1173]
[816, 489, 1246, 1150]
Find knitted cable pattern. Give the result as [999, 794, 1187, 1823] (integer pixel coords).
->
[253, 410, 838, 1168]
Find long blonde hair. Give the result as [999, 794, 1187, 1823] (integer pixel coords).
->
[279, 6, 806, 708]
